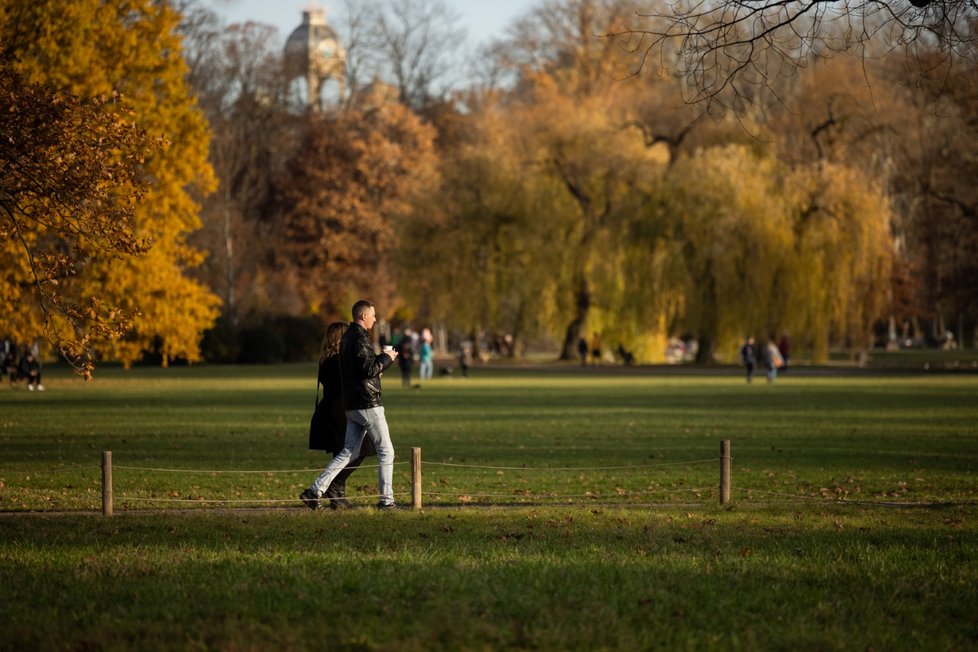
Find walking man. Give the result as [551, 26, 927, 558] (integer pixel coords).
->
[301, 300, 400, 509]
[740, 336, 757, 384]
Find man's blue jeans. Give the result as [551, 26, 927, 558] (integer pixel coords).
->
[310, 406, 395, 505]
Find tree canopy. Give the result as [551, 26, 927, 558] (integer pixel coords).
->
[110, 0, 973, 366]
[1, 0, 219, 371]
[0, 64, 153, 375]
[275, 94, 438, 318]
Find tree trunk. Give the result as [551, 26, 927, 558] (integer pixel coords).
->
[694, 265, 718, 364]
[695, 335, 716, 364]
[560, 276, 590, 360]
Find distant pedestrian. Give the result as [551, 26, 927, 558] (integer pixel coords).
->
[577, 337, 588, 366]
[778, 332, 792, 373]
[419, 329, 433, 381]
[458, 341, 471, 378]
[3, 344, 18, 387]
[397, 330, 414, 388]
[740, 336, 757, 384]
[616, 343, 634, 366]
[19, 350, 43, 391]
[764, 336, 784, 383]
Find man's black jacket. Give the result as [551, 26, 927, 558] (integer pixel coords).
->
[339, 322, 392, 410]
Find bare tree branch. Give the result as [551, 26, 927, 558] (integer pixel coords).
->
[611, 0, 978, 112]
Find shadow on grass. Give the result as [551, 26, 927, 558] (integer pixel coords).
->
[1, 506, 976, 649]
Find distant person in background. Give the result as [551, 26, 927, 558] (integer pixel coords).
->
[19, 349, 43, 391]
[764, 336, 785, 383]
[3, 343, 18, 387]
[307, 321, 374, 509]
[397, 330, 414, 388]
[458, 340, 471, 378]
[419, 328, 434, 381]
[616, 343, 635, 366]
[577, 337, 588, 366]
[740, 336, 757, 384]
[778, 332, 792, 373]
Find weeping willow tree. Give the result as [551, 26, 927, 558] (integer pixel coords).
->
[650, 144, 893, 363]
[785, 162, 894, 360]
[654, 145, 794, 363]
[398, 101, 568, 349]
[513, 72, 670, 359]
[400, 70, 670, 358]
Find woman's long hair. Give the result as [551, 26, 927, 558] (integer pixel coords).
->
[320, 321, 348, 364]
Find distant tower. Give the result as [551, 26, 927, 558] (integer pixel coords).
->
[284, 7, 345, 110]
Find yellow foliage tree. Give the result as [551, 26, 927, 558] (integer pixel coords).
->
[400, 100, 572, 349]
[659, 145, 894, 362]
[0, 0, 219, 368]
[0, 63, 155, 375]
[658, 145, 795, 362]
[784, 163, 894, 360]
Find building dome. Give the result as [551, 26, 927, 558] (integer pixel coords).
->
[284, 8, 345, 110]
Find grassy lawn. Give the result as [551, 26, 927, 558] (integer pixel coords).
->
[1, 363, 977, 649]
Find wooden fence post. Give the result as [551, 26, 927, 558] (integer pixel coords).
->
[411, 447, 422, 510]
[102, 451, 113, 517]
[719, 440, 732, 505]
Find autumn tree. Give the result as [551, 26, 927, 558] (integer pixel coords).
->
[483, 0, 677, 359]
[786, 162, 894, 358]
[0, 63, 155, 375]
[766, 52, 977, 348]
[178, 7, 297, 326]
[885, 54, 978, 346]
[1, 0, 219, 367]
[398, 100, 577, 355]
[651, 146, 789, 362]
[274, 92, 438, 319]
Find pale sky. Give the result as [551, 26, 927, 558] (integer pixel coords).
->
[203, 0, 533, 48]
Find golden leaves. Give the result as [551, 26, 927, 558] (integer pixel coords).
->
[1, 0, 218, 372]
[276, 104, 438, 316]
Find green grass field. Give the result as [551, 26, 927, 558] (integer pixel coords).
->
[1, 364, 977, 649]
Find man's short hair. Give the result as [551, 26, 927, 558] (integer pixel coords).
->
[352, 300, 374, 322]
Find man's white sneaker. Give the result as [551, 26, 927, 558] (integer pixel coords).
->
[27, 384, 34, 391]
[37, 384, 45, 391]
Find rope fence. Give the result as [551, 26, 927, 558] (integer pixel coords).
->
[421, 459, 720, 471]
[4, 440, 971, 514]
[113, 462, 410, 474]
[95, 443, 733, 515]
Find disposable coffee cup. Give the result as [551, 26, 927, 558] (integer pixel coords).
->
[383, 345, 394, 352]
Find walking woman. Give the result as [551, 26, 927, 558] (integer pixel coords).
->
[305, 321, 375, 509]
